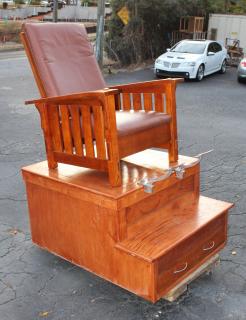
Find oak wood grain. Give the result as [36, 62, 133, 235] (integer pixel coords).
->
[70, 106, 84, 156]
[23, 157, 232, 303]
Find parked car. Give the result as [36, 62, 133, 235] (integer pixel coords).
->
[154, 40, 228, 81]
[48, 0, 66, 8]
[40, 0, 49, 6]
[238, 58, 246, 83]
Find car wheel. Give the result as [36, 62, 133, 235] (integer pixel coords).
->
[196, 64, 204, 81]
[238, 77, 245, 83]
[219, 60, 226, 74]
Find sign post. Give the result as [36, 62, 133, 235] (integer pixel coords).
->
[95, 0, 105, 68]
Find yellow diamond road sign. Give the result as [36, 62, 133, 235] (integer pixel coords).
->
[117, 6, 130, 25]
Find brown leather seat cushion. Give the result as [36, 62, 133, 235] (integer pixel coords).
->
[24, 23, 106, 97]
[116, 111, 170, 137]
[116, 111, 171, 158]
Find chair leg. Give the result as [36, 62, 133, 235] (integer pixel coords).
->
[47, 157, 58, 169]
[108, 160, 122, 187]
[168, 142, 178, 163]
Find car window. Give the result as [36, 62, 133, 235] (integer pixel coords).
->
[213, 42, 222, 52]
[171, 42, 206, 54]
[207, 43, 216, 53]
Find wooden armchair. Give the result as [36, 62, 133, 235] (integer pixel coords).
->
[21, 23, 181, 187]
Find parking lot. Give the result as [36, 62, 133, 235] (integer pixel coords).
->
[0, 51, 246, 320]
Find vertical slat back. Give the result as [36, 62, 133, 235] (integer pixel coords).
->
[114, 94, 121, 111]
[132, 93, 142, 111]
[122, 93, 131, 110]
[165, 84, 173, 115]
[92, 105, 107, 159]
[154, 93, 164, 112]
[60, 105, 73, 154]
[48, 104, 63, 152]
[143, 93, 153, 111]
[80, 105, 95, 158]
[70, 106, 84, 156]
[163, 94, 167, 113]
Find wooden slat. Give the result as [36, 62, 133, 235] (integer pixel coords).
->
[154, 93, 164, 112]
[53, 152, 108, 170]
[47, 104, 63, 152]
[60, 105, 73, 154]
[122, 93, 131, 110]
[114, 94, 121, 111]
[35, 103, 57, 169]
[143, 93, 153, 111]
[80, 105, 95, 158]
[165, 82, 178, 162]
[92, 105, 106, 159]
[70, 106, 83, 156]
[132, 93, 142, 111]
[104, 94, 121, 187]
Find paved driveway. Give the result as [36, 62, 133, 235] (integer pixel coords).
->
[0, 52, 246, 319]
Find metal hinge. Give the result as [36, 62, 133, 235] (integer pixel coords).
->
[138, 150, 213, 194]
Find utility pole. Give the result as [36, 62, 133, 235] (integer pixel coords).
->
[53, 0, 58, 22]
[95, 0, 105, 68]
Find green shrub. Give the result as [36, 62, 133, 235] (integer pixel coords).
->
[106, 0, 182, 65]
[30, 0, 41, 5]
[0, 21, 23, 43]
[14, 0, 26, 4]
[106, 0, 246, 65]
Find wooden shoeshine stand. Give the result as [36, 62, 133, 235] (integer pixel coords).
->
[22, 150, 232, 303]
[21, 23, 233, 303]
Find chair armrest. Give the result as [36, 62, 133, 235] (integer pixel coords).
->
[109, 78, 183, 94]
[25, 88, 119, 106]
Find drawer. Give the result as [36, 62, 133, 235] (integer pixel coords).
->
[156, 212, 227, 296]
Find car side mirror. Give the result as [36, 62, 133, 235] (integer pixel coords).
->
[208, 51, 215, 56]
[166, 48, 171, 52]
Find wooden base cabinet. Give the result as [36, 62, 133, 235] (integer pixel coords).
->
[22, 150, 233, 302]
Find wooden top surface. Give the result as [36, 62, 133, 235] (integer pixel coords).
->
[116, 196, 233, 262]
[22, 149, 198, 201]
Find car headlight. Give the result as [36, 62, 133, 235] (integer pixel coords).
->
[155, 59, 162, 64]
[185, 62, 196, 67]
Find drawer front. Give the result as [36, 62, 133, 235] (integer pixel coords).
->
[156, 212, 227, 295]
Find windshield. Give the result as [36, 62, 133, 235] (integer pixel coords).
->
[171, 42, 206, 54]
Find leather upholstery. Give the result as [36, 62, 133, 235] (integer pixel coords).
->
[24, 23, 106, 97]
[75, 110, 170, 142]
[116, 111, 170, 137]
[116, 111, 171, 158]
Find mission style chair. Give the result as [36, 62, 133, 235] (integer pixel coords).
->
[21, 23, 181, 187]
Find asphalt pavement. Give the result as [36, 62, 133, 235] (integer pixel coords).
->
[0, 51, 246, 320]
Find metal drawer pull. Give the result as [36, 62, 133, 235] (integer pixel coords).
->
[138, 149, 213, 193]
[174, 262, 188, 274]
[203, 241, 215, 251]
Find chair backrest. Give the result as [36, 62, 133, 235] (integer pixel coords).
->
[22, 23, 106, 97]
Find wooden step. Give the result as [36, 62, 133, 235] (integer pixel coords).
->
[116, 196, 233, 262]
[116, 196, 233, 301]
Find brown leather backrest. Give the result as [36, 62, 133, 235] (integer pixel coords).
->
[24, 23, 106, 97]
